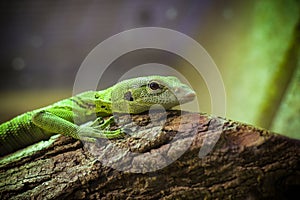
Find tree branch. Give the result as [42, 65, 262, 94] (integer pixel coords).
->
[0, 111, 299, 199]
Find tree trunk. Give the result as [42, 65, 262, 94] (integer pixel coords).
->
[0, 111, 299, 200]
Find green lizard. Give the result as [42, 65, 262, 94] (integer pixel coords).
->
[0, 76, 196, 156]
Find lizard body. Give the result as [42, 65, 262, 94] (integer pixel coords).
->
[0, 76, 196, 156]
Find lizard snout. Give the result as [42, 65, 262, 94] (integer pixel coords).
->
[173, 87, 196, 103]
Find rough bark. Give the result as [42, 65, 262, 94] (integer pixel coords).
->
[0, 111, 299, 200]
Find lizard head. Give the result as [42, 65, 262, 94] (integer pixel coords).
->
[111, 76, 196, 114]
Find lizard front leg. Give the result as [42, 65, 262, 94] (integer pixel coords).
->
[79, 116, 125, 141]
[32, 109, 124, 141]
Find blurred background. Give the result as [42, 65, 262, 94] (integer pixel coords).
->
[0, 0, 299, 138]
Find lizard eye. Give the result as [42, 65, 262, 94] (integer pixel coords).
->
[148, 81, 160, 90]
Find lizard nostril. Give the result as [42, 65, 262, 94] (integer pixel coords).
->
[174, 87, 181, 93]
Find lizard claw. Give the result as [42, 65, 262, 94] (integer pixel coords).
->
[78, 125, 124, 140]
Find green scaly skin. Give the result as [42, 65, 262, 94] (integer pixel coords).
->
[0, 76, 196, 156]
